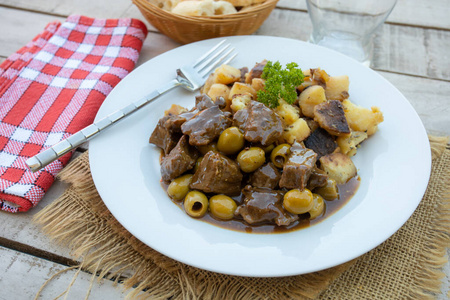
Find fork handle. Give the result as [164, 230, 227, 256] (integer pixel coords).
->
[26, 79, 180, 172]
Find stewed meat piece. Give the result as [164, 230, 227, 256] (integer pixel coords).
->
[279, 141, 318, 190]
[233, 100, 283, 146]
[149, 115, 182, 155]
[160, 135, 199, 182]
[149, 106, 199, 155]
[313, 100, 350, 136]
[190, 151, 243, 196]
[235, 186, 298, 226]
[181, 105, 232, 146]
[307, 167, 328, 190]
[239, 67, 249, 82]
[304, 127, 337, 159]
[195, 94, 226, 111]
[249, 162, 281, 189]
[245, 60, 267, 83]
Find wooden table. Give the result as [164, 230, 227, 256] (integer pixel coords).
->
[0, 0, 449, 298]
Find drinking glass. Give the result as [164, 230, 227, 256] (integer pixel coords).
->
[306, 0, 397, 67]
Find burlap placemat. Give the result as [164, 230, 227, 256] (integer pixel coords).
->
[34, 136, 450, 299]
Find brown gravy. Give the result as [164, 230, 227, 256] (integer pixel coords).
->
[162, 176, 360, 234]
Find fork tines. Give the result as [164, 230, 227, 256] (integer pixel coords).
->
[194, 40, 237, 78]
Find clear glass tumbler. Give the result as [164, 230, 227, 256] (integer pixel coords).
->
[306, 0, 397, 67]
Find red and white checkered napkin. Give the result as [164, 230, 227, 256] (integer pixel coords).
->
[0, 15, 148, 212]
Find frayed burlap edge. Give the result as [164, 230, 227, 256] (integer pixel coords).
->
[33, 136, 449, 299]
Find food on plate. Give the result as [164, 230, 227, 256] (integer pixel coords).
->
[149, 60, 384, 232]
[148, 0, 267, 16]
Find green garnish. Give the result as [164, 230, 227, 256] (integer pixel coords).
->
[257, 61, 304, 108]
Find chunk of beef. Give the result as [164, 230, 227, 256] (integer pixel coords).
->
[149, 115, 182, 155]
[235, 186, 298, 226]
[160, 135, 199, 182]
[249, 163, 281, 189]
[181, 106, 232, 146]
[314, 100, 350, 136]
[167, 110, 198, 131]
[190, 151, 243, 196]
[307, 167, 328, 190]
[149, 104, 200, 155]
[195, 94, 226, 111]
[239, 67, 249, 83]
[233, 100, 283, 146]
[304, 128, 337, 159]
[279, 141, 318, 190]
[245, 60, 267, 83]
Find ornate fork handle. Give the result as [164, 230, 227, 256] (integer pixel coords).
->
[26, 79, 180, 172]
[26, 40, 236, 172]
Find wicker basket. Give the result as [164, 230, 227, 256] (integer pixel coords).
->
[132, 0, 279, 44]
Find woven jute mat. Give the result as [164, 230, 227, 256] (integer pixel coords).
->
[34, 136, 450, 299]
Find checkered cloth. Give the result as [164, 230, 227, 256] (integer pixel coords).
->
[0, 15, 147, 213]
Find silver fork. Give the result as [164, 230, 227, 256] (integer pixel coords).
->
[26, 40, 237, 172]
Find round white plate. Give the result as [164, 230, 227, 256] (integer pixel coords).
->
[89, 36, 431, 277]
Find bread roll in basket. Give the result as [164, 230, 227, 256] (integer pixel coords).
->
[132, 0, 279, 44]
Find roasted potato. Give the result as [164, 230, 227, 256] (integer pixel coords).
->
[336, 131, 368, 156]
[282, 118, 311, 144]
[200, 73, 215, 95]
[342, 99, 383, 136]
[230, 94, 252, 112]
[164, 104, 187, 116]
[319, 152, 357, 184]
[275, 99, 300, 125]
[251, 78, 265, 93]
[325, 75, 349, 101]
[229, 82, 257, 99]
[207, 83, 231, 101]
[214, 64, 241, 85]
[299, 85, 327, 118]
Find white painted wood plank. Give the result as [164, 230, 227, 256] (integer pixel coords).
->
[0, 0, 133, 19]
[378, 71, 450, 136]
[0, 181, 72, 258]
[0, 6, 178, 63]
[1, 0, 449, 31]
[375, 25, 450, 82]
[2, 7, 450, 81]
[256, 9, 450, 81]
[0, 154, 82, 260]
[0, 246, 128, 300]
[0, 8, 65, 56]
[277, 0, 450, 30]
[121, 2, 159, 31]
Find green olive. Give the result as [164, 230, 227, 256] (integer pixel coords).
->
[236, 147, 266, 173]
[309, 194, 325, 219]
[197, 142, 217, 155]
[270, 144, 291, 168]
[283, 189, 314, 214]
[217, 127, 245, 155]
[209, 195, 237, 220]
[314, 178, 338, 200]
[184, 191, 208, 218]
[193, 157, 203, 173]
[167, 174, 193, 201]
[263, 144, 275, 153]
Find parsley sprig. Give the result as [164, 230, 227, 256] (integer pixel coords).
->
[257, 61, 304, 108]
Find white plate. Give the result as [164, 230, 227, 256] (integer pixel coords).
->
[89, 36, 431, 277]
